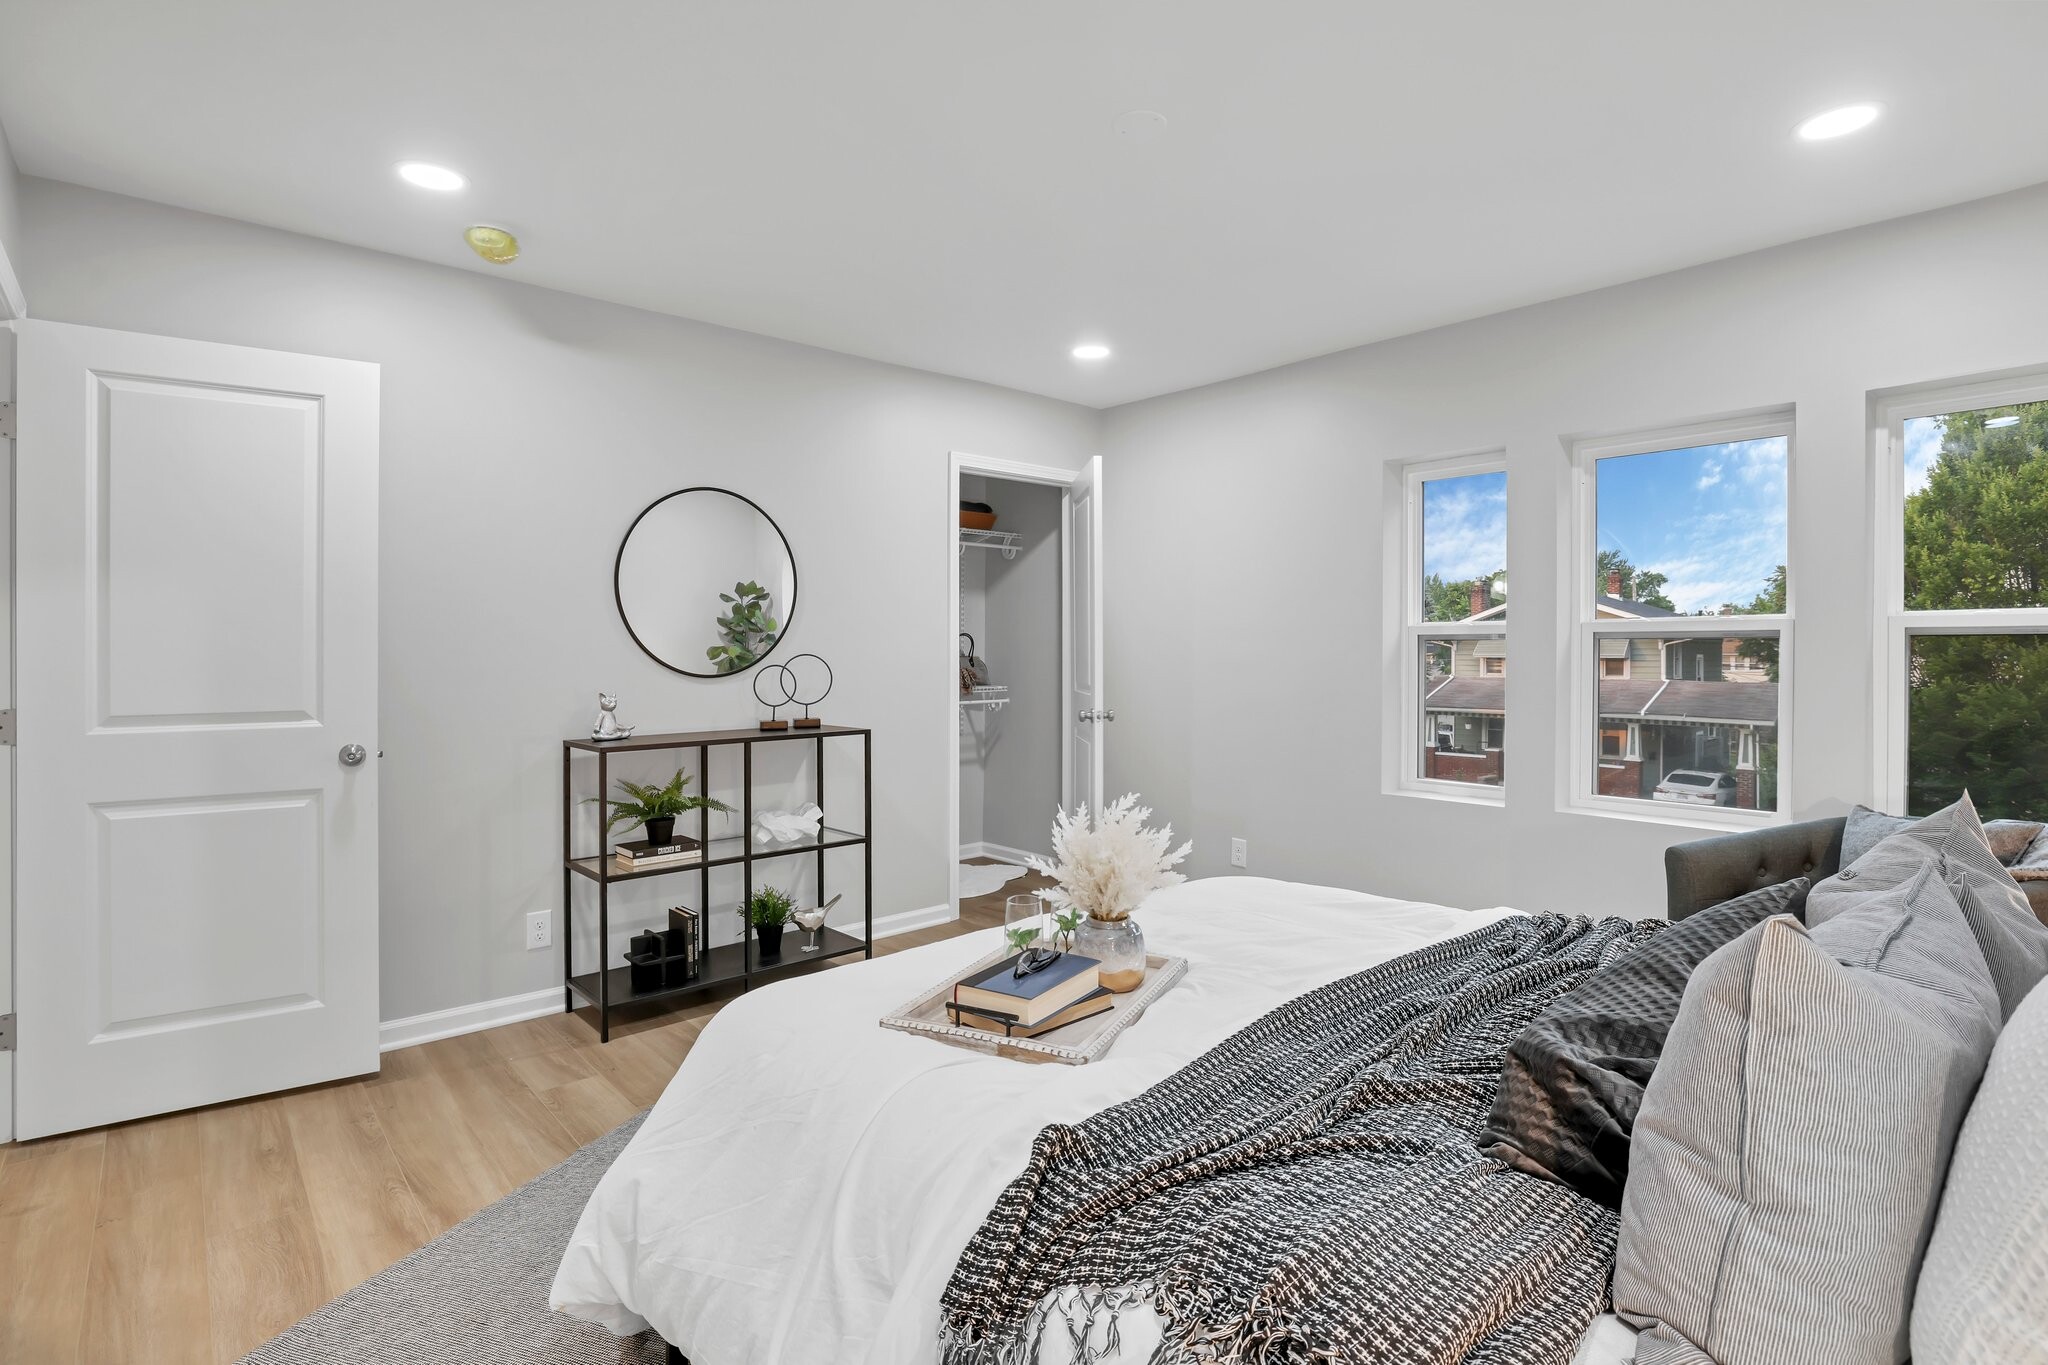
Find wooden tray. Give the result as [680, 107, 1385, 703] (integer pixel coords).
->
[880, 949, 1187, 1064]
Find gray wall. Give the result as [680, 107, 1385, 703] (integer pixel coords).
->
[978, 478, 1062, 857]
[1103, 181, 2048, 921]
[20, 178, 1097, 1022]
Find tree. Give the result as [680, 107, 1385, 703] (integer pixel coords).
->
[1904, 404, 2048, 814]
[1594, 549, 1675, 612]
[1730, 564, 1786, 680]
[1422, 569, 1505, 623]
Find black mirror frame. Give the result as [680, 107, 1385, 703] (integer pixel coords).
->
[613, 486, 799, 679]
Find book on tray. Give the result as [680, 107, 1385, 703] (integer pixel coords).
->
[947, 986, 1113, 1038]
[951, 951, 1101, 1027]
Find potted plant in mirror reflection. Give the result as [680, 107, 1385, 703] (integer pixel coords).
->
[708, 581, 779, 674]
[586, 769, 732, 848]
[741, 885, 796, 961]
[1027, 794, 1192, 993]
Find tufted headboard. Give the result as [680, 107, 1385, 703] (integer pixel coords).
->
[1664, 814, 2048, 922]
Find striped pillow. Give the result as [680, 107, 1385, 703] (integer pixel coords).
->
[1614, 859, 2000, 1365]
[1913, 979, 2048, 1364]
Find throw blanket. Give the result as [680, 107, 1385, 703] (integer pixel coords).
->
[939, 914, 1662, 1365]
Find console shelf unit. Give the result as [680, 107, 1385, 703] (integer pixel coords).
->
[562, 723, 872, 1041]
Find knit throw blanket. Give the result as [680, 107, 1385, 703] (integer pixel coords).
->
[939, 913, 1664, 1365]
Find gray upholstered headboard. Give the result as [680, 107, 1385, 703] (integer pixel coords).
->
[1663, 817, 1845, 920]
[1665, 814, 2048, 922]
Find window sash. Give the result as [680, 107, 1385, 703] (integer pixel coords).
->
[1874, 373, 2048, 810]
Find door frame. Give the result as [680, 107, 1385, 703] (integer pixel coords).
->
[0, 323, 15, 1143]
[946, 451, 1087, 919]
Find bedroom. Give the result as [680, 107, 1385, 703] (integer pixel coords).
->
[1, 3, 2046, 1363]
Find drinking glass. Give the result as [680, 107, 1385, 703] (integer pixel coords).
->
[1003, 893, 1054, 968]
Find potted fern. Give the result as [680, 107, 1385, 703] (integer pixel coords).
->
[740, 885, 796, 961]
[587, 769, 732, 847]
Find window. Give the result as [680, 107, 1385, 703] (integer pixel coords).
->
[1398, 454, 1507, 796]
[1570, 414, 1791, 820]
[1878, 378, 2048, 816]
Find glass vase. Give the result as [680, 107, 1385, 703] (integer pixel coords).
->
[1074, 915, 1146, 993]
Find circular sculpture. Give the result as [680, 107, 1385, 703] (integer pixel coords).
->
[782, 653, 834, 728]
[754, 663, 795, 731]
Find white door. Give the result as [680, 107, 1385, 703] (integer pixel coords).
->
[1063, 455, 1105, 812]
[13, 319, 379, 1140]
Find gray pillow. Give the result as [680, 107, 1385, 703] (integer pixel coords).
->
[1614, 861, 2000, 1365]
[1913, 980, 2048, 1365]
[1812, 793, 2048, 1021]
[1842, 802, 2045, 872]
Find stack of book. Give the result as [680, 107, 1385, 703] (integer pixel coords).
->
[613, 835, 703, 873]
[946, 951, 1110, 1038]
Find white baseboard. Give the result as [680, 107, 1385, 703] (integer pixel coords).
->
[869, 902, 955, 938]
[379, 986, 562, 1053]
[379, 905, 956, 1053]
[961, 840, 1047, 867]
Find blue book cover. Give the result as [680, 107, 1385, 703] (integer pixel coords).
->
[959, 951, 1100, 1002]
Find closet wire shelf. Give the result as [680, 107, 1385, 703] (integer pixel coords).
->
[960, 684, 1010, 711]
[959, 527, 1021, 560]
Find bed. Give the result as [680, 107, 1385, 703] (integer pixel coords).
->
[550, 876, 1643, 1364]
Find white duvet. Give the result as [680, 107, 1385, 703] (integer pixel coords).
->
[551, 876, 1638, 1365]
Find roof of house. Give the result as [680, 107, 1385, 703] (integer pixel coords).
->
[1455, 594, 1679, 623]
[1423, 676, 1776, 725]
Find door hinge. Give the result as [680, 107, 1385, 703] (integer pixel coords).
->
[0, 1015, 13, 1052]
[0, 709, 13, 745]
[0, 401, 14, 440]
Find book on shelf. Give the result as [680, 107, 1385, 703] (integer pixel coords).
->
[951, 951, 1101, 1027]
[613, 835, 703, 871]
[946, 986, 1113, 1038]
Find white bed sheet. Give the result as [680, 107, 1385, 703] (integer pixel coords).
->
[551, 876, 1637, 1365]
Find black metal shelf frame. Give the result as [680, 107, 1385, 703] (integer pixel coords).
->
[561, 725, 873, 1041]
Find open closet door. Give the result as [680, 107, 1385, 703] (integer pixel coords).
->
[1063, 455, 1105, 813]
[12, 319, 380, 1139]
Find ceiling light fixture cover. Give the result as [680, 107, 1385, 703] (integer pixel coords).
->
[464, 224, 520, 264]
[1071, 343, 1112, 360]
[1796, 103, 1881, 141]
[397, 160, 467, 191]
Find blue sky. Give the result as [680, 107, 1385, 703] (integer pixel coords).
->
[1423, 438, 1788, 614]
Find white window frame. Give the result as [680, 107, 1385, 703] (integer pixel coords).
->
[1392, 450, 1508, 804]
[1566, 411, 1794, 827]
[1873, 370, 2048, 813]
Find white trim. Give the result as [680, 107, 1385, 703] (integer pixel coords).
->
[947, 450, 1083, 923]
[379, 904, 958, 1054]
[1872, 368, 2048, 811]
[0, 240, 24, 322]
[959, 839, 1049, 866]
[869, 901, 955, 938]
[379, 987, 561, 1053]
[1564, 409, 1794, 826]
[1389, 449, 1509, 805]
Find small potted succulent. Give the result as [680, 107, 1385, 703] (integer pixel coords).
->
[587, 769, 731, 847]
[740, 885, 796, 962]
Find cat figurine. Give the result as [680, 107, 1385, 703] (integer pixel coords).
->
[590, 692, 635, 742]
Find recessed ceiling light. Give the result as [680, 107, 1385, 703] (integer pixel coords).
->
[397, 161, 467, 191]
[1795, 103, 1881, 142]
[1071, 343, 1111, 361]
[1986, 415, 2021, 429]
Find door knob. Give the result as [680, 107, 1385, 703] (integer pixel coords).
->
[339, 744, 368, 767]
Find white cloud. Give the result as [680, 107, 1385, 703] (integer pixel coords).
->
[1422, 476, 1507, 581]
[1695, 460, 1722, 492]
[1904, 416, 1941, 496]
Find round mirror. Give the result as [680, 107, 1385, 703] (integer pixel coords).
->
[614, 488, 798, 677]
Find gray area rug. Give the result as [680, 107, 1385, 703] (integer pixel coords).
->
[240, 1112, 665, 1365]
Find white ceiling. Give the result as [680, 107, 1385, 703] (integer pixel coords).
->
[4, 2, 2048, 408]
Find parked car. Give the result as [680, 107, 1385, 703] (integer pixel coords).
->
[1652, 769, 1738, 806]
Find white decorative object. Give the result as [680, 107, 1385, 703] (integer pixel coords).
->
[1027, 793, 1192, 924]
[590, 692, 635, 742]
[754, 803, 823, 845]
[793, 893, 840, 953]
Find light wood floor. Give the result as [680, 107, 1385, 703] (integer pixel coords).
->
[0, 862, 1048, 1365]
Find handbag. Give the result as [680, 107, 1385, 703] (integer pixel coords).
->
[960, 632, 990, 694]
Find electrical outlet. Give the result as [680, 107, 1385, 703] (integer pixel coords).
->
[1230, 837, 1247, 869]
[526, 910, 552, 950]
